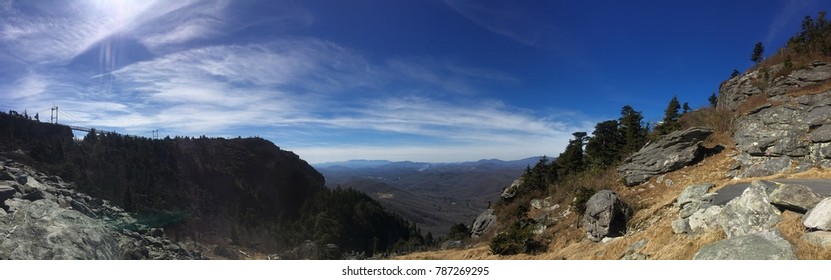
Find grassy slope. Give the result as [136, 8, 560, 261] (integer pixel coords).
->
[398, 149, 831, 260]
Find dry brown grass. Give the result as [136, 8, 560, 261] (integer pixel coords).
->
[747, 48, 830, 74]
[735, 94, 780, 116]
[788, 79, 831, 97]
[679, 107, 735, 148]
[397, 151, 740, 260]
[395, 147, 831, 260]
[777, 210, 831, 259]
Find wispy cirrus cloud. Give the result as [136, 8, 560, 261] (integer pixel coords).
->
[5, 35, 594, 162]
[1, 1, 595, 163]
[443, 0, 556, 49]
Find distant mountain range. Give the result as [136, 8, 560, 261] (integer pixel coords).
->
[314, 157, 542, 170]
[313, 157, 542, 236]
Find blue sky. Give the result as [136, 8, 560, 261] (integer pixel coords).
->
[0, 0, 827, 163]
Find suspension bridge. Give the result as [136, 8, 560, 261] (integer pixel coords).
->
[8, 106, 160, 139]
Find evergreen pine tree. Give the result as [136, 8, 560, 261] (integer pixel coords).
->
[655, 96, 681, 135]
[708, 93, 718, 107]
[585, 120, 623, 168]
[751, 42, 765, 63]
[557, 132, 587, 175]
[619, 105, 646, 156]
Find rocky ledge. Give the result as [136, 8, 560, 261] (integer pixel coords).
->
[617, 127, 714, 186]
[0, 157, 204, 260]
[719, 61, 831, 177]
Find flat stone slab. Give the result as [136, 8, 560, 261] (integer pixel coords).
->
[694, 231, 796, 260]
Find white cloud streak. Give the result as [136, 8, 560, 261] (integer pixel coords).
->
[1, 1, 596, 163]
[443, 0, 555, 48]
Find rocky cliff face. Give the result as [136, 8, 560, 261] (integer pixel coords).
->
[718, 61, 831, 177]
[0, 158, 203, 259]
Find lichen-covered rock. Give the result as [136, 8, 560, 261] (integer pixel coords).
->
[671, 218, 690, 234]
[470, 209, 496, 238]
[769, 183, 823, 213]
[501, 179, 522, 200]
[582, 190, 629, 242]
[677, 184, 714, 207]
[717, 184, 781, 238]
[0, 199, 120, 259]
[720, 61, 831, 177]
[617, 127, 713, 186]
[693, 230, 796, 260]
[737, 156, 793, 178]
[0, 159, 204, 260]
[688, 205, 722, 234]
[674, 183, 718, 234]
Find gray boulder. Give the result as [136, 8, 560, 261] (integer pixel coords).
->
[501, 179, 522, 200]
[769, 183, 823, 213]
[674, 183, 717, 232]
[618, 127, 713, 186]
[681, 201, 712, 219]
[688, 206, 722, 234]
[582, 190, 629, 242]
[619, 239, 649, 260]
[671, 218, 690, 234]
[0, 183, 16, 202]
[470, 209, 496, 238]
[0, 199, 121, 259]
[802, 231, 831, 247]
[677, 183, 714, 207]
[530, 196, 558, 211]
[803, 197, 831, 231]
[693, 230, 796, 260]
[717, 184, 781, 238]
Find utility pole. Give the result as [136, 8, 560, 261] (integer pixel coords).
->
[50, 106, 58, 124]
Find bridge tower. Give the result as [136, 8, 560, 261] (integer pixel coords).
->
[50, 106, 58, 124]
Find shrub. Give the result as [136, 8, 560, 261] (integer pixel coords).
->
[679, 107, 735, 148]
[488, 218, 546, 255]
[446, 223, 471, 240]
[572, 187, 597, 216]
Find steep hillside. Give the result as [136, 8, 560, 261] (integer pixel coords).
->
[0, 112, 423, 259]
[400, 12, 831, 260]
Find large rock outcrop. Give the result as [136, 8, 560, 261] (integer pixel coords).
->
[1, 199, 120, 259]
[0, 159, 203, 260]
[617, 127, 713, 186]
[582, 190, 629, 242]
[720, 61, 831, 177]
